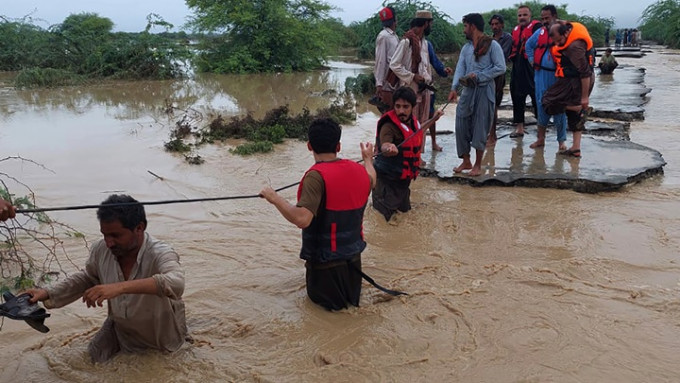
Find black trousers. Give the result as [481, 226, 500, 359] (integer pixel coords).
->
[510, 58, 537, 124]
[305, 255, 362, 311]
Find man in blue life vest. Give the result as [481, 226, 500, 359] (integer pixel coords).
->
[509, 5, 541, 138]
[525, 4, 568, 151]
[372, 86, 443, 221]
[259, 118, 377, 311]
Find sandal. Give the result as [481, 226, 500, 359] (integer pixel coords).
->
[0, 292, 51, 333]
[558, 149, 581, 158]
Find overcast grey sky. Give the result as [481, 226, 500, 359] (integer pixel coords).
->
[3, 1, 653, 32]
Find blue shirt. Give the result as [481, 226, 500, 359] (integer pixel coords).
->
[428, 41, 448, 78]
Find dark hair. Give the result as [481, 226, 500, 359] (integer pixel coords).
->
[489, 14, 504, 25]
[307, 118, 341, 154]
[462, 13, 484, 33]
[412, 18, 428, 28]
[541, 5, 558, 17]
[97, 194, 147, 230]
[518, 4, 531, 13]
[392, 86, 417, 107]
[556, 22, 571, 36]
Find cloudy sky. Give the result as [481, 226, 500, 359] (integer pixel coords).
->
[3, 0, 654, 32]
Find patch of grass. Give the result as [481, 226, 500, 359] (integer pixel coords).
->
[15, 68, 84, 89]
[230, 141, 275, 155]
[164, 138, 192, 153]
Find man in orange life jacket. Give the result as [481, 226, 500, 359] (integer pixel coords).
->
[542, 21, 596, 158]
[372, 86, 443, 222]
[525, 4, 568, 151]
[259, 118, 377, 311]
[509, 5, 541, 138]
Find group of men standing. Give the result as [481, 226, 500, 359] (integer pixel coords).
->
[373, 5, 596, 172]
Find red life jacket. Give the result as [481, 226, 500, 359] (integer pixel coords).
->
[510, 20, 541, 60]
[551, 22, 595, 78]
[533, 26, 554, 70]
[298, 159, 371, 263]
[374, 110, 422, 181]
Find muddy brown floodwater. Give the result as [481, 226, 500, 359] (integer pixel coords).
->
[1, 53, 679, 382]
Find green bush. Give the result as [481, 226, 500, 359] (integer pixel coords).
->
[15, 68, 83, 88]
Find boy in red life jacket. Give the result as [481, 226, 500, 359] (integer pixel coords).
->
[372, 86, 443, 222]
[259, 119, 377, 311]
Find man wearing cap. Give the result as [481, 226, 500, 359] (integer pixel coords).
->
[488, 14, 513, 146]
[389, 10, 434, 126]
[448, 13, 506, 176]
[373, 6, 400, 114]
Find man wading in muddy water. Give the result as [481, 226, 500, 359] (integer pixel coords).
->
[26, 195, 188, 363]
[373, 86, 443, 221]
[260, 118, 377, 310]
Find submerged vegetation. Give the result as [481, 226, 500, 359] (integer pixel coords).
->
[640, 0, 680, 48]
[164, 98, 356, 161]
[0, 13, 189, 87]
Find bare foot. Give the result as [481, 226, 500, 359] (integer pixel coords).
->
[432, 144, 443, 152]
[454, 162, 473, 173]
[529, 140, 545, 149]
[558, 143, 568, 151]
[468, 166, 483, 176]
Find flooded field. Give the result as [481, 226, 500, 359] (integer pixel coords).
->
[1, 50, 679, 382]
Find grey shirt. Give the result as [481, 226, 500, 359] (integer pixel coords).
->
[45, 233, 187, 353]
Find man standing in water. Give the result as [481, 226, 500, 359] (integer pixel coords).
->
[373, 6, 399, 113]
[542, 20, 596, 158]
[27, 194, 188, 363]
[525, 5, 567, 151]
[260, 118, 376, 310]
[488, 14, 513, 147]
[373, 86, 443, 221]
[448, 13, 506, 176]
[509, 5, 541, 138]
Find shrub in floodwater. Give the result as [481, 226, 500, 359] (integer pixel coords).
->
[15, 68, 83, 88]
[230, 141, 275, 155]
[345, 73, 375, 95]
[164, 138, 192, 153]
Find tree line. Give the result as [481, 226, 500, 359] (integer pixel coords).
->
[1, 0, 651, 86]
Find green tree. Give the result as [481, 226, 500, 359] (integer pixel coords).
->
[640, 0, 680, 47]
[186, 0, 336, 73]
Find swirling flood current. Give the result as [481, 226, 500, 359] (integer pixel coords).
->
[1, 50, 679, 382]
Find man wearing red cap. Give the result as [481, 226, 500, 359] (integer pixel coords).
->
[373, 6, 399, 113]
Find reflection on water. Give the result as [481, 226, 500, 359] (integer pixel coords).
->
[1, 51, 680, 382]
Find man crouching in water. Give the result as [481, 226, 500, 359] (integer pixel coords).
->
[372, 86, 443, 221]
[260, 118, 376, 310]
[27, 194, 187, 363]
